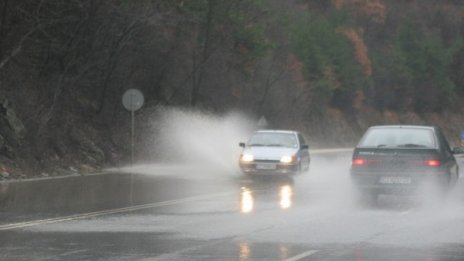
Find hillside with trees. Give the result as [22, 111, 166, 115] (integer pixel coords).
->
[1, 0, 464, 177]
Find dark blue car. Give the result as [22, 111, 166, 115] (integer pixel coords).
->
[350, 125, 463, 202]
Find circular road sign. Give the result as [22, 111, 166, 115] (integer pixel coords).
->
[122, 89, 144, 112]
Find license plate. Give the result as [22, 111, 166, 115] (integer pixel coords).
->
[379, 176, 412, 184]
[256, 163, 276, 170]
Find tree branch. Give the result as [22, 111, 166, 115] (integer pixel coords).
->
[0, 29, 35, 70]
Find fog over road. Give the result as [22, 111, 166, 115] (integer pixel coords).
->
[1, 151, 464, 260]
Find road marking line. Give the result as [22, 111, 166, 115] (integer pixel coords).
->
[34, 250, 88, 261]
[0, 192, 233, 231]
[0, 172, 109, 184]
[285, 250, 319, 261]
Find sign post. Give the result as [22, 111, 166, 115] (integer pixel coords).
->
[122, 89, 144, 206]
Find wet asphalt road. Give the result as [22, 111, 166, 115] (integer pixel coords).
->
[1, 151, 464, 260]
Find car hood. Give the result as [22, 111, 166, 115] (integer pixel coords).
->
[243, 146, 299, 161]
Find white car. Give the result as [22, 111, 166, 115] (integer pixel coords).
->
[239, 130, 310, 175]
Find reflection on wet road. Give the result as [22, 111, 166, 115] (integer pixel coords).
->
[1, 152, 464, 260]
[240, 177, 294, 213]
[240, 187, 254, 213]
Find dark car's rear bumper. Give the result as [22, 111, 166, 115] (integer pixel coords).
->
[350, 170, 451, 195]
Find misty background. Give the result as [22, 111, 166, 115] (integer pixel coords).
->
[1, 0, 464, 177]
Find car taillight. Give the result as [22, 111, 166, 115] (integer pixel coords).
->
[352, 158, 366, 166]
[425, 159, 441, 167]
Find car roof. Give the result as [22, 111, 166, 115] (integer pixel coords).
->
[367, 125, 436, 131]
[253, 129, 299, 134]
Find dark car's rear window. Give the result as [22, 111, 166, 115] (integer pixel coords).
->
[358, 128, 436, 148]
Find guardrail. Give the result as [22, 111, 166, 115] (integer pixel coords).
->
[310, 148, 353, 155]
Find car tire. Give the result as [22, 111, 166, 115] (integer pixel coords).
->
[295, 162, 302, 175]
[303, 158, 310, 172]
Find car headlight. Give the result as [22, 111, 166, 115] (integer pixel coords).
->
[241, 154, 254, 162]
[280, 155, 296, 163]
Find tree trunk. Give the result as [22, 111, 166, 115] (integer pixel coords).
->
[190, 0, 214, 107]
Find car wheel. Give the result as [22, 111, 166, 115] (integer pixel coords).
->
[302, 158, 310, 172]
[449, 170, 459, 189]
[298, 162, 307, 175]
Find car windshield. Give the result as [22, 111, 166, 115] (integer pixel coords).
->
[247, 132, 298, 148]
[358, 128, 436, 148]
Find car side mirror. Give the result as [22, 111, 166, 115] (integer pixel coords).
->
[301, 144, 309, 149]
[453, 147, 464, 154]
[239, 142, 245, 148]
